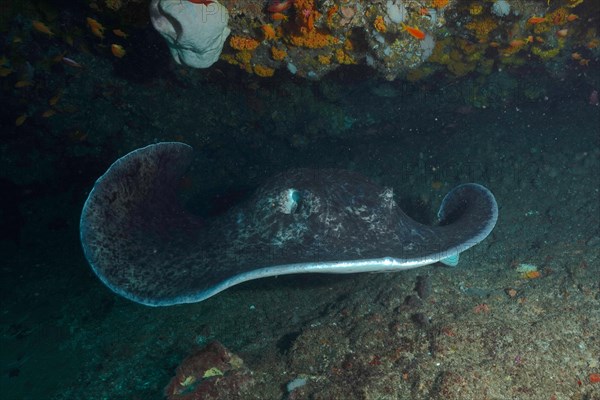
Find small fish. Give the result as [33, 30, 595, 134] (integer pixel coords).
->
[52, 52, 66, 63]
[49, 93, 61, 106]
[566, 14, 578, 22]
[65, 34, 74, 46]
[112, 29, 128, 38]
[509, 39, 526, 48]
[42, 109, 56, 118]
[261, 24, 276, 40]
[401, 23, 426, 40]
[87, 17, 105, 39]
[0, 67, 12, 77]
[62, 56, 83, 68]
[14, 80, 32, 88]
[552, 13, 566, 25]
[588, 38, 600, 49]
[270, 12, 288, 21]
[15, 114, 27, 126]
[111, 44, 126, 58]
[32, 20, 54, 36]
[527, 16, 546, 24]
[268, 0, 293, 13]
[556, 29, 568, 38]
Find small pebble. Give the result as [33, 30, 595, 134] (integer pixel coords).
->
[287, 377, 307, 392]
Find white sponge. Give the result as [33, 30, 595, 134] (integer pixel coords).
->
[150, 0, 231, 68]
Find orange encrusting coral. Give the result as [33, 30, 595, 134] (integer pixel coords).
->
[548, 7, 569, 25]
[285, 0, 342, 50]
[221, 50, 254, 74]
[335, 48, 355, 64]
[236, 51, 252, 64]
[465, 17, 497, 40]
[261, 24, 277, 40]
[215, 0, 588, 81]
[326, 5, 338, 26]
[229, 36, 261, 51]
[270, 46, 287, 60]
[318, 54, 331, 64]
[374, 16, 387, 33]
[469, 3, 483, 16]
[294, 0, 321, 32]
[431, 0, 449, 8]
[254, 65, 275, 77]
[289, 30, 338, 48]
[294, 0, 316, 13]
[344, 39, 353, 51]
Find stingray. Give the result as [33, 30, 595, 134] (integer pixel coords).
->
[80, 142, 498, 306]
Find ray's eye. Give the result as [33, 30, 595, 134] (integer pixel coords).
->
[281, 188, 300, 214]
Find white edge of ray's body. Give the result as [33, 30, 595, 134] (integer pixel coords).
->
[151, 182, 498, 306]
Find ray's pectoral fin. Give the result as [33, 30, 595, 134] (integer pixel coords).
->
[80, 142, 498, 306]
[439, 253, 460, 267]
